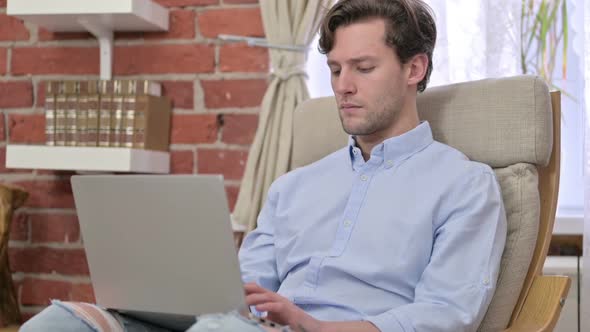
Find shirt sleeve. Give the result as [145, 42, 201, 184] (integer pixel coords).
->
[238, 182, 281, 292]
[365, 170, 507, 332]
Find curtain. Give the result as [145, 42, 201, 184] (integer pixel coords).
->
[232, 0, 333, 233]
[427, 0, 522, 86]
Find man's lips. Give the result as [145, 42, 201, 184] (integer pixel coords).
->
[339, 102, 361, 109]
[339, 103, 362, 114]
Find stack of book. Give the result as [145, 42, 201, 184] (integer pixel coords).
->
[44, 80, 171, 151]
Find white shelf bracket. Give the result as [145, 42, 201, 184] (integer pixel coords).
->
[79, 19, 114, 80]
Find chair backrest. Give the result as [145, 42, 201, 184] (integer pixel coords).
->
[288, 75, 559, 331]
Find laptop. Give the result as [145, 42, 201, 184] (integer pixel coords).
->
[71, 174, 247, 331]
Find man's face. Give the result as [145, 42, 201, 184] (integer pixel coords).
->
[327, 19, 409, 138]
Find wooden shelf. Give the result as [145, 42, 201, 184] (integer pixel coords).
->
[7, 0, 168, 32]
[5, 145, 170, 174]
[7, 0, 169, 79]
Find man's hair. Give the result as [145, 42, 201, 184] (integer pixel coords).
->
[319, 0, 436, 92]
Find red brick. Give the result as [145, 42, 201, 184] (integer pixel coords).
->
[31, 214, 80, 244]
[220, 43, 268, 73]
[12, 47, 99, 75]
[70, 283, 95, 303]
[197, 149, 248, 180]
[225, 185, 239, 211]
[20, 278, 95, 305]
[0, 81, 33, 108]
[0, 113, 5, 140]
[0, 48, 6, 75]
[114, 45, 214, 75]
[9, 213, 28, 241]
[8, 114, 45, 144]
[155, 0, 218, 6]
[0, 14, 30, 41]
[36, 81, 46, 107]
[222, 114, 258, 145]
[9, 247, 90, 275]
[12, 179, 75, 209]
[170, 114, 218, 144]
[21, 278, 70, 305]
[146, 10, 195, 40]
[198, 8, 264, 38]
[171, 150, 194, 174]
[38, 28, 92, 41]
[0, 0, 5, 7]
[162, 81, 194, 109]
[202, 79, 266, 108]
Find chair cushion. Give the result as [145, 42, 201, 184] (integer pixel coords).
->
[291, 75, 552, 170]
[478, 163, 540, 331]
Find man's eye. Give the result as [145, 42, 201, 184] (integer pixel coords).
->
[358, 67, 375, 73]
[331, 70, 341, 76]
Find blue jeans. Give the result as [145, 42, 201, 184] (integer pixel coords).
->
[19, 302, 286, 332]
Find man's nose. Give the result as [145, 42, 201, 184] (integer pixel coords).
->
[333, 70, 357, 95]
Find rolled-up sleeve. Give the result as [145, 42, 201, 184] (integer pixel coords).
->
[238, 182, 281, 292]
[365, 170, 507, 332]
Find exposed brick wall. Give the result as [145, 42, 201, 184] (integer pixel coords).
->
[0, 0, 266, 320]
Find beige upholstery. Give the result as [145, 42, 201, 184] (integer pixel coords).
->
[291, 75, 552, 170]
[289, 75, 553, 331]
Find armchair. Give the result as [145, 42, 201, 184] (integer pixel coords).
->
[288, 75, 569, 332]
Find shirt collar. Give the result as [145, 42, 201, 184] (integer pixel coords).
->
[348, 121, 434, 169]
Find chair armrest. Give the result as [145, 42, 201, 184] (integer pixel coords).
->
[0, 326, 20, 332]
[504, 275, 571, 332]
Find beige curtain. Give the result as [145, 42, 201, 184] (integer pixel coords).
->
[232, 0, 333, 232]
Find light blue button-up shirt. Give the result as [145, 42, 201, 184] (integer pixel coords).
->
[239, 121, 507, 332]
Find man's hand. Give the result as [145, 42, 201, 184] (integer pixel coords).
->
[244, 282, 322, 332]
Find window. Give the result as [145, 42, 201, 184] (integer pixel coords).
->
[305, 0, 585, 224]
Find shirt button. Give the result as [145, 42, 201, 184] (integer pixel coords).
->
[344, 220, 352, 227]
[483, 278, 490, 285]
[360, 175, 368, 181]
[386, 160, 394, 167]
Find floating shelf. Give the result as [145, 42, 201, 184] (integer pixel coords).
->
[7, 0, 169, 79]
[6, 145, 170, 174]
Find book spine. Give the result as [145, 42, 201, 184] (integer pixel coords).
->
[55, 95, 67, 146]
[44, 95, 56, 146]
[123, 96, 136, 148]
[65, 95, 78, 146]
[110, 95, 124, 147]
[133, 96, 147, 149]
[98, 95, 112, 147]
[87, 95, 100, 147]
[76, 95, 88, 146]
[137, 80, 161, 96]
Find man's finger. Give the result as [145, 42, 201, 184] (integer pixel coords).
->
[245, 293, 276, 305]
[244, 282, 269, 295]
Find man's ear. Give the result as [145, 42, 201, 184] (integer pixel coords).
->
[407, 54, 428, 87]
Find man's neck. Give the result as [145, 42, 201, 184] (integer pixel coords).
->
[356, 110, 420, 161]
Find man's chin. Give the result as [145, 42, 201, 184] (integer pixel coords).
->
[341, 125, 369, 136]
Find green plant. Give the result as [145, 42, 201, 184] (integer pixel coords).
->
[520, 0, 569, 95]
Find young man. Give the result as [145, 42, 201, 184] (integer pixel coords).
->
[21, 1, 506, 331]
[235, 1, 506, 331]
